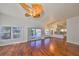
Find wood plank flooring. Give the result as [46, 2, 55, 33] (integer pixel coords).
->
[0, 37, 79, 56]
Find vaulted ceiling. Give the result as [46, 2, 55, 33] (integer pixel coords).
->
[0, 3, 79, 25]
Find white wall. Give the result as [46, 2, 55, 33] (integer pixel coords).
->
[67, 16, 79, 45]
[0, 13, 43, 46]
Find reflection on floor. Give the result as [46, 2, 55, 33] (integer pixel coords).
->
[0, 37, 79, 56]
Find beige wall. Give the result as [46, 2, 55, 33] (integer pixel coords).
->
[0, 13, 43, 46]
[67, 16, 79, 45]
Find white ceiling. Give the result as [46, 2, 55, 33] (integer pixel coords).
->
[0, 3, 79, 22]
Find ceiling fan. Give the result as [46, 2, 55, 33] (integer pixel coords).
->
[19, 3, 44, 18]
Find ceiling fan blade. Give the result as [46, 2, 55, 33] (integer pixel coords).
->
[32, 13, 41, 18]
[25, 13, 31, 17]
[32, 3, 43, 16]
[19, 3, 31, 11]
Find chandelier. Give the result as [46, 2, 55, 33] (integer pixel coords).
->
[20, 3, 43, 18]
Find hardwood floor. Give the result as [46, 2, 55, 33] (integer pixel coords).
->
[0, 37, 79, 56]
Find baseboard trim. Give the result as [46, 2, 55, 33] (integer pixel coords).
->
[0, 40, 27, 46]
[67, 41, 79, 45]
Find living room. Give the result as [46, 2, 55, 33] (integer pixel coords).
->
[0, 3, 79, 56]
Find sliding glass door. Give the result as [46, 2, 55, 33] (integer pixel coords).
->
[28, 28, 42, 41]
[31, 28, 41, 39]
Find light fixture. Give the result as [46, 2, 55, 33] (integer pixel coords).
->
[60, 29, 67, 32]
[19, 3, 43, 18]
